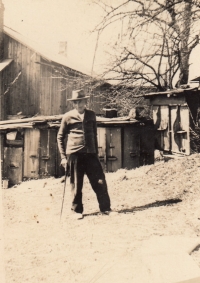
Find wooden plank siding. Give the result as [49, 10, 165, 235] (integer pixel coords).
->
[3, 36, 70, 116]
[3, 147, 23, 186]
[97, 127, 107, 171]
[123, 126, 140, 169]
[179, 106, 190, 155]
[39, 59, 80, 115]
[26, 47, 31, 114]
[0, 59, 14, 183]
[1, 65, 13, 119]
[29, 50, 36, 114]
[4, 37, 28, 115]
[2, 69, 6, 119]
[21, 44, 28, 114]
[106, 127, 122, 172]
[0, 73, 3, 119]
[51, 67, 59, 115]
[23, 128, 40, 178]
[3, 34, 105, 118]
[40, 62, 49, 115]
[151, 96, 186, 106]
[35, 54, 41, 113]
[0, 74, 3, 181]
[39, 129, 57, 177]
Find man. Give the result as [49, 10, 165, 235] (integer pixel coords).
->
[57, 89, 112, 219]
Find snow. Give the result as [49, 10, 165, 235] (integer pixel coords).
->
[2, 154, 200, 282]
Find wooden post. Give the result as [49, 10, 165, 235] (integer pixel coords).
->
[0, 0, 4, 62]
[0, 132, 6, 283]
[0, 1, 6, 279]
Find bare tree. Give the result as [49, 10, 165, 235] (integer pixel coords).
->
[94, 0, 200, 90]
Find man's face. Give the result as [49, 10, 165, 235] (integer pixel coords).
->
[73, 99, 87, 114]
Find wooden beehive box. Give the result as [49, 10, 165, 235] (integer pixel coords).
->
[97, 119, 154, 172]
[144, 87, 200, 155]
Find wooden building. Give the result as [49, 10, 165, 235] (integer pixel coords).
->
[0, 26, 155, 187]
[144, 87, 200, 156]
[2, 26, 93, 118]
[0, 26, 91, 186]
[0, 115, 154, 186]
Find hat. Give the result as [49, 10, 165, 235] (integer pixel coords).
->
[67, 89, 90, 101]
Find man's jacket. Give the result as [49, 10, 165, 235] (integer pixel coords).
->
[57, 109, 98, 159]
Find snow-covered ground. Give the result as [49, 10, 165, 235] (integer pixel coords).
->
[2, 154, 200, 282]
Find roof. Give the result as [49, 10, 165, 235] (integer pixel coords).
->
[0, 115, 141, 131]
[143, 87, 199, 97]
[0, 115, 63, 130]
[0, 59, 13, 72]
[4, 26, 91, 76]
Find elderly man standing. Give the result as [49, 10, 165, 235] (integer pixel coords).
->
[57, 89, 112, 219]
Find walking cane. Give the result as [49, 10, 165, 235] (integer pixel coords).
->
[60, 163, 68, 221]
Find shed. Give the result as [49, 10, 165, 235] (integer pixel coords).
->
[0, 115, 154, 186]
[144, 87, 200, 155]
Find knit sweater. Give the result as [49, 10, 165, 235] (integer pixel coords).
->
[57, 109, 98, 158]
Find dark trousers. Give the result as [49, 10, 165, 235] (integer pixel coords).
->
[67, 153, 111, 213]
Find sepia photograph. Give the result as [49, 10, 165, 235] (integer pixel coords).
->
[1, 0, 200, 282]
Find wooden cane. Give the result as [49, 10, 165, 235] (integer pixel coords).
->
[60, 163, 68, 221]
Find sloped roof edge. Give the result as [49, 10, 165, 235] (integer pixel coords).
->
[4, 26, 91, 77]
[144, 87, 199, 97]
[0, 114, 138, 131]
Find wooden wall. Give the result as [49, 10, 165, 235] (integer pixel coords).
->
[0, 63, 13, 119]
[4, 35, 40, 116]
[23, 128, 59, 179]
[3, 35, 90, 117]
[39, 58, 70, 115]
[3, 128, 61, 185]
[153, 104, 190, 155]
[0, 63, 13, 182]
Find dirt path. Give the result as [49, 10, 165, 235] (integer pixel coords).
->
[2, 154, 200, 282]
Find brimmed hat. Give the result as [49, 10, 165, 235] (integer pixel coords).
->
[67, 89, 90, 101]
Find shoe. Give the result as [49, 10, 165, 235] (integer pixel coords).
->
[71, 213, 84, 220]
[101, 211, 118, 216]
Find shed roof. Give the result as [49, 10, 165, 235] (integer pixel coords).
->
[0, 115, 141, 131]
[143, 87, 199, 97]
[4, 26, 91, 76]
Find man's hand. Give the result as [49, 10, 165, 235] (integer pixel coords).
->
[61, 158, 68, 170]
